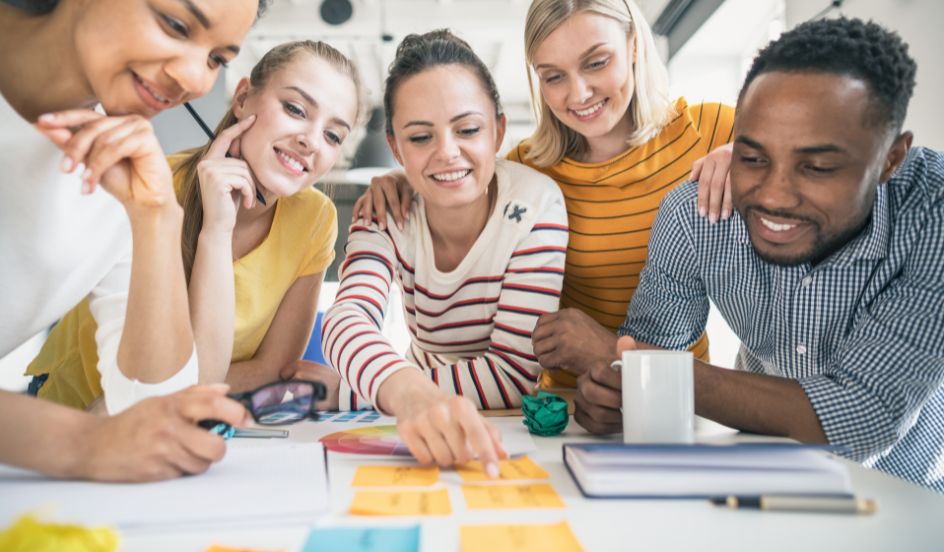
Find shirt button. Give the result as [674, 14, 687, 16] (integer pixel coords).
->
[801, 276, 813, 287]
[796, 344, 808, 355]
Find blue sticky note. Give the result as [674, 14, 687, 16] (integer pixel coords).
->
[302, 525, 420, 552]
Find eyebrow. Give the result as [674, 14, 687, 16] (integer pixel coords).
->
[402, 111, 484, 129]
[175, 0, 241, 54]
[735, 136, 847, 155]
[284, 86, 352, 131]
[534, 42, 608, 71]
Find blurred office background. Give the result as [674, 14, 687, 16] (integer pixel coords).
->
[3, 0, 942, 390]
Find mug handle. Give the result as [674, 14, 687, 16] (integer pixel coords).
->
[610, 360, 623, 372]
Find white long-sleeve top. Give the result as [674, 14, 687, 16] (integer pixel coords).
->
[323, 159, 568, 411]
[0, 93, 197, 414]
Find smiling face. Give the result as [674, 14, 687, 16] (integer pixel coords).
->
[532, 11, 635, 145]
[387, 64, 506, 211]
[731, 71, 909, 266]
[233, 53, 358, 199]
[73, 0, 257, 116]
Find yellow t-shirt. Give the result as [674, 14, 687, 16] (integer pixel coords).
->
[507, 98, 735, 388]
[26, 154, 338, 410]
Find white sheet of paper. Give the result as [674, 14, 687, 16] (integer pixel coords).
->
[0, 442, 328, 529]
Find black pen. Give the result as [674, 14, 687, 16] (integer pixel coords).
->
[711, 495, 877, 515]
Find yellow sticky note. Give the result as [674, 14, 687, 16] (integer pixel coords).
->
[349, 488, 452, 516]
[456, 456, 549, 482]
[460, 521, 584, 552]
[461, 483, 564, 509]
[352, 465, 440, 487]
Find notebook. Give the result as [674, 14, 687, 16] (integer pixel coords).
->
[563, 443, 852, 499]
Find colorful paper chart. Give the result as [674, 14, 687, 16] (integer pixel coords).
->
[320, 425, 412, 456]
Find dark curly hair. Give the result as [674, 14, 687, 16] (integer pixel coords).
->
[740, 17, 917, 133]
[383, 29, 503, 136]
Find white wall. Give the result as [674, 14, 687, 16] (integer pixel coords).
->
[784, 0, 944, 150]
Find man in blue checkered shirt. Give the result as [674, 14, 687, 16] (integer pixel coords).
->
[573, 18, 944, 492]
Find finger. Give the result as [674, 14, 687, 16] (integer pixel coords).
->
[205, 115, 256, 159]
[227, 170, 256, 209]
[398, 176, 412, 222]
[399, 421, 434, 465]
[486, 423, 508, 459]
[456, 405, 501, 477]
[589, 358, 622, 390]
[33, 124, 74, 151]
[83, 121, 151, 193]
[370, 183, 388, 230]
[177, 391, 249, 428]
[84, 126, 165, 197]
[706, 163, 726, 224]
[721, 172, 733, 220]
[690, 157, 704, 182]
[167, 429, 222, 474]
[573, 402, 621, 435]
[616, 335, 637, 355]
[61, 116, 127, 175]
[431, 404, 472, 465]
[696, 161, 717, 220]
[36, 109, 104, 128]
[380, 178, 403, 230]
[417, 423, 455, 467]
[530, 313, 558, 343]
[581, 372, 622, 409]
[352, 193, 370, 223]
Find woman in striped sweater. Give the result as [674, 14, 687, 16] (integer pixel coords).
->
[352, 0, 735, 407]
[319, 29, 568, 474]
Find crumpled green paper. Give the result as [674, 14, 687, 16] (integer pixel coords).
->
[521, 391, 568, 436]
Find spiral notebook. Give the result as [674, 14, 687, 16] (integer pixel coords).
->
[563, 443, 852, 499]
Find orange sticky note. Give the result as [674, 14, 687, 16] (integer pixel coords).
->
[349, 488, 452, 516]
[460, 521, 584, 552]
[456, 456, 549, 482]
[352, 465, 440, 487]
[461, 483, 564, 509]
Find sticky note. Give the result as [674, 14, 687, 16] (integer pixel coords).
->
[0, 514, 119, 552]
[352, 465, 440, 487]
[461, 483, 564, 509]
[206, 547, 284, 552]
[301, 525, 419, 552]
[460, 521, 584, 552]
[349, 489, 452, 516]
[456, 456, 549, 482]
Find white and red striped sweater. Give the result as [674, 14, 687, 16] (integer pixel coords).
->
[323, 159, 568, 411]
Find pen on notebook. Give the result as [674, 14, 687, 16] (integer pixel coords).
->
[711, 495, 877, 515]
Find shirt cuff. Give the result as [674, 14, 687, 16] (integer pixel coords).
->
[102, 345, 199, 415]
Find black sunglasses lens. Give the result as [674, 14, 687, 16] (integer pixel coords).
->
[250, 382, 316, 425]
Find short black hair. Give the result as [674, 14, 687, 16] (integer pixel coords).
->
[740, 17, 916, 133]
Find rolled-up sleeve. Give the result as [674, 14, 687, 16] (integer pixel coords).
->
[88, 249, 198, 414]
[799, 200, 944, 460]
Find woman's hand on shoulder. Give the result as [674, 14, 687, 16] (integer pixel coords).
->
[351, 170, 412, 231]
[196, 115, 258, 234]
[691, 143, 734, 224]
[35, 109, 175, 212]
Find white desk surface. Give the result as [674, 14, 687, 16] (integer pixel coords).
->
[116, 417, 943, 552]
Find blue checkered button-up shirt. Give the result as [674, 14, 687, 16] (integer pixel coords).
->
[620, 147, 944, 492]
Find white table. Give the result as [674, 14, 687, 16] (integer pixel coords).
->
[120, 417, 944, 552]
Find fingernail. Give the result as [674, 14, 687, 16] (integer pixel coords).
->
[82, 180, 94, 195]
[81, 167, 92, 183]
[486, 462, 500, 479]
[722, 209, 731, 220]
[60, 156, 74, 173]
[698, 207, 706, 217]
[709, 214, 717, 225]
[39, 113, 55, 123]
[397, 221, 403, 231]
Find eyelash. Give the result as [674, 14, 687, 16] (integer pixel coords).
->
[408, 127, 481, 144]
[159, 13, 228, 69]
[284, 102, 305, 118]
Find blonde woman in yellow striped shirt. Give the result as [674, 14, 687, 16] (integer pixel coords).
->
[353, 0, 735, 395]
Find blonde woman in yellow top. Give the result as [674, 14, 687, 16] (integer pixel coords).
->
[353, 0, 735, 396]
[28, 40, 362, 408]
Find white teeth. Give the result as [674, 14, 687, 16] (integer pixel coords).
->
[277, 150, 304, 172]
[760, 217, 798, 232]
[140, 80, 169, 104]
[573, 100, 604, 117]
[431, 169, 470, 182]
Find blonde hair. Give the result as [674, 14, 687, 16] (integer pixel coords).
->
[177, 40, 362, 282]
[523, 0, 675, 166]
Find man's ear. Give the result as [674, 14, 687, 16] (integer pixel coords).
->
[879, 131, 913, 183]
[231, 78, 252, 118]
[385, 133, 403, 166]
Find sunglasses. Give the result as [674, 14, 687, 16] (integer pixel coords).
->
[199, 379, 327, 434]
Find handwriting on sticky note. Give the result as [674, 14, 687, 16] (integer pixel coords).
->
[460, 521, 584, 552]
[301, 525, 420, 552]
[461, 483, 564, 509]
[349, 488, 452, 516]
[352, 465, 440, 487]
[456, 456, 549, 482]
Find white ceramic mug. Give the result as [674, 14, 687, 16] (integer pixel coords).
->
[612, 350, 694, 444]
